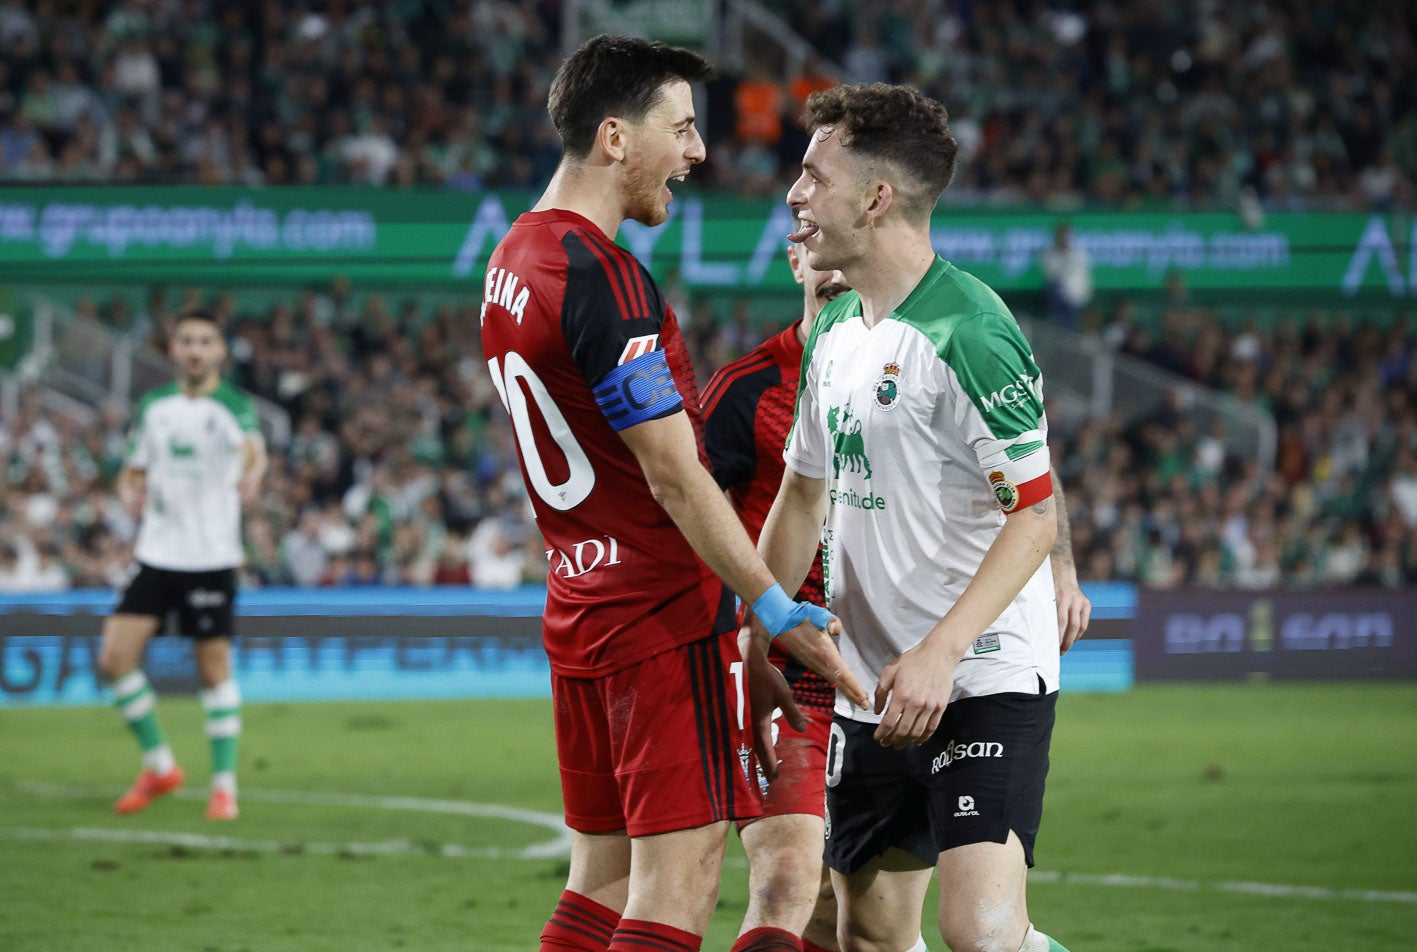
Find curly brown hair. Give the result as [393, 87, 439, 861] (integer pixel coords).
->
[802, 83, 958, 223]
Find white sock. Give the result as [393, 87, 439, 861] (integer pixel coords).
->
[211, 771, 237, 796]
[142, 744, 176, 774]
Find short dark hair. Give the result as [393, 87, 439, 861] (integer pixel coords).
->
[174, 308, 222, 332]
[548, 34, 714, 159]
[802, 83, 958, 222]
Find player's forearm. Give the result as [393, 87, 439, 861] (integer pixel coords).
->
[757, 468, 827, 597]
[655, 465, 782, 602]
[117, 467, 145, 503]
[922, 498, 1058, 659]
[623, 414, 779, 603]
[242, 438, 268, 482]
[1048, 466, 1078, 586]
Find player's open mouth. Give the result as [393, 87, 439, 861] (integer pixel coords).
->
[664, 171, 689, 201]
[788, 218, 820, 243]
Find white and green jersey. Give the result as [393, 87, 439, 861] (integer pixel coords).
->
[784, 257, 1059, 722]
[126, 381, 260, 572]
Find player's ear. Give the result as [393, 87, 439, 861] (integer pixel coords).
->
[864, 180, 893, 223]
[786, 244, 805, 285]
[597, 117, 629, 163]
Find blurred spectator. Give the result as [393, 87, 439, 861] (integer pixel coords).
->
[1041, 222, 1093, 332]
[280, 508, 328, 587]
[734, 61, 784, 147]
[789, 56, 836, 113]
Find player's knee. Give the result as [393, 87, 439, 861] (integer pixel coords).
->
[748, 844, 822, 913]
[96, 642, 132, 684]
[937, 914, 1026, 952]
[839, 918, 912, 952]
[837, 932, 899, 952]
[748, 869, 805, 918]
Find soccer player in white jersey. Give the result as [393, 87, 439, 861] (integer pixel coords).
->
[98, 310, 266, 821]
[751, 83, 1075, 952]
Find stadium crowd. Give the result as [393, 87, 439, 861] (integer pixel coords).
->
[1, 280, 1414, 593]
[0, 0, 1412, 209]
[1, 284, 544, 592]
[1, 1, 1413, 592]
[1061, 300, 1416, 589]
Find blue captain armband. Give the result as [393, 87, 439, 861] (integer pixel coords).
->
[592, 350, 683, 431]
[752, 583, 834, 639]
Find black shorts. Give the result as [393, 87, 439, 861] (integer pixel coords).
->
[115, 563, 238, 640]
[824, 686, 1057, 874]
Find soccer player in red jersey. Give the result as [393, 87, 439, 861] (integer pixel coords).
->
[703, 244, 848, 952]
[479, 35, 868, 952]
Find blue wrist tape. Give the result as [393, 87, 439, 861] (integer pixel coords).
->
[752, 583, 833, 639]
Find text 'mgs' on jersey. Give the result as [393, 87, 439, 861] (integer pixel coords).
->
[481, 209, 734, 678]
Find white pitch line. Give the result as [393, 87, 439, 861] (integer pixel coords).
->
[12, 780, 571, 860]
[4, 825, 534, 859]
[10, 782, 1416, 906]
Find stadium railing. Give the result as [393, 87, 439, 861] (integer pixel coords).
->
[27, 296, 291, 449]
[1024, 318, 1277, 474]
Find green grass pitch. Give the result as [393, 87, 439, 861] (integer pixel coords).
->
[2, 683, 1415, 951]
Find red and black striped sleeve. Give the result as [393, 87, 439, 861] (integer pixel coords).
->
[701, 350, 780, 492]
[560, 228, 668, 389]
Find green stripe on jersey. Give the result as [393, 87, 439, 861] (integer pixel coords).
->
[893, 258, 1046, 444]
[211, 381, 260, 434]
[1005, 439, 1046, 461]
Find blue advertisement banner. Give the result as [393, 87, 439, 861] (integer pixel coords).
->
[0, 584, 1136, 706]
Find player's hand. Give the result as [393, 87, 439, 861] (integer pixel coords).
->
[1055, 575, 1091, 654]
[766, 613, 869, 710]
[872, 639, 957, 750]
[237, 472, 262, 506]
[737, 625, 805, 783]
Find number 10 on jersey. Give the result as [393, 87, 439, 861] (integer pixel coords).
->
[488, 353, 595, 511]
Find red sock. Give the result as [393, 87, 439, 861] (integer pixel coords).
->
[732, 926, 803, 951]
[540, 890, 620, 952]
[801, 940, 836, 952]
[608, 918, 701, 952]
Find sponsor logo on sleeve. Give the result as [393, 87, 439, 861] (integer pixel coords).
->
[980, 373, 1041, 412]
[618, 335, 659, 365]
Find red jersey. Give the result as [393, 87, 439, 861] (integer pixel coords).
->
[481, 209, 735, 678]
[702, 320, 833, 712]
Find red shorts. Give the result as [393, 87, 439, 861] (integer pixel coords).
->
[740, 704, 832, 827]
[552, 631, 764, 837]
